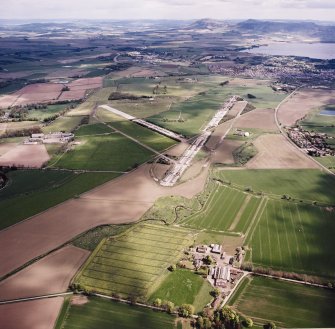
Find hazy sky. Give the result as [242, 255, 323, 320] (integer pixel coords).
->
[2, 0, 335, 21]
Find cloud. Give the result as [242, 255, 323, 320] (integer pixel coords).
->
[1, 0, 335, 20]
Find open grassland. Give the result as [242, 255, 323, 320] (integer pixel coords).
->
[215, 169, 335, 204]
[67, 87, 116, 116]
[42, 115, 84, 133]
[316, 156, 335, 173]
[228, 276, 335, 328]
[109, 120, 177, 152]
[76, 223, 194, 298]
[247, 199, 335, 277]
[74, 123, 114, 136]
[180, 185, 261, 233]
[0, 170, 72, 199]
[149, 269, 213, 313]
[58, 297, 175, 329]
[56, 133, 154, 171]
[0, 172, 118, 230]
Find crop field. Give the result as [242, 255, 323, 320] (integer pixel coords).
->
[56, 133, 154, 171]
[0, 170, 72, 200]
[58, 297, 175, 329]
[149, 269, 213, 312]
[246, 199, 335, 277]
[215, 169, 335, 204]
[180, 185, 261, 233]
[0, 172, 118, 230]
[109, 120, 177, 152]
[42, 115, 84, 133]
[76, 223, 194, 298]
[228, 276, 335, 328]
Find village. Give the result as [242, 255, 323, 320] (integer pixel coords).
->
[287, 126, 335, 157]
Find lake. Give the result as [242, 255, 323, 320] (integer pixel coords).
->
[242, 42, 335, 60]
[320, 106, 335, 116]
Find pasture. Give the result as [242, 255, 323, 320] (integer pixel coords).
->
[42, 115, 84, 133]
[76, 223, 194, 298]
[246, 199, 335, 277]
[215, 169, 335, 204]
[25, 102, 78, 121]
[228, 276, 335, 328]
[149, 269, 213, 313]
[56, 133, 154, 171]
[180, 185, 261, 233]
[109, 120, 177, 152]
[74, 123, 113, 136]
[0, 172, 118, 230]
[58, 297, 175, 329]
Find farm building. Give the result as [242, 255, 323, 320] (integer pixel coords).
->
[197, 245, 207, 253]
[211, 244, 222, 254]
[25, 132, 74, 144]
[213, 265, 230, 287]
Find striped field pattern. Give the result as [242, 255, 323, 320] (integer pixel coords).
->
[247, 200, 335, 277]
[76, 223, 194, 297]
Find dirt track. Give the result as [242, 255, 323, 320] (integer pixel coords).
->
[0, 246, 89, 300]
[0, 163, 208, 278]
[0, 297, 63, 329]
[278, 88, 335, 127]
[246, 134, 319, 169]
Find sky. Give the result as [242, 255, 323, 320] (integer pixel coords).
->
[1, 0, 335, 21]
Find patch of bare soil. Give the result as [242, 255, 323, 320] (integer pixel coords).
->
[235, 108, 278, 131]
[211, 140, 243, 164]
[0, 297, 63, 329]
[206, 121, 232, 150]
[246, 134, 319, 169]
[0, 143, 17, 156]
[71, 295, 88, 306]
[278, 88, 335, 127]
[0, 144, 50, 168]
[0, 246, 89, 300]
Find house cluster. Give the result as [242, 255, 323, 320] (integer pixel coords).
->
[288, 127, 334, 157]
[24, 132, 74, 145]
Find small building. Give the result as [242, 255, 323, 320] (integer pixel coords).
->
[31, 133, 45, 139]
[211, 244, 222, 254]
[197, 245, 207, 253]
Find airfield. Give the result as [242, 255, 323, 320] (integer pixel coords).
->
[0, 20, 335, 329]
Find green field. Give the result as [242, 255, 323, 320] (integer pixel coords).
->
[246, 199, 335, 277]
[0, 170, 72, 199]
[25, 102, 78, 121]
[0, 172, 118, 230]
[56, 133, 154, 171]
[180, 185, 261, 233]
[149, 269, 213, 313]
[58, 297, 175, 329]
[74, 123, 114, 136]
[215, 169, 335, 204]
[76, 223, 194, 298]
[42, 115, 84, 133]
[300, 105, 335, 138]
[228, 276, 335, 328]
[108, 120, 177, 152]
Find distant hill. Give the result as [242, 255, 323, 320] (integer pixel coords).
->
[236, 19, 335, 42]
[237, 19, 319, 33]
[187, 19, 228, 30]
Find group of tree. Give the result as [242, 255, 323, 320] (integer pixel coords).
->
[194, 306, 255, 329]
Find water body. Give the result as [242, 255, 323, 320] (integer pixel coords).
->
[242, 42, 335, 60]
[320, 107, 335, 116]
